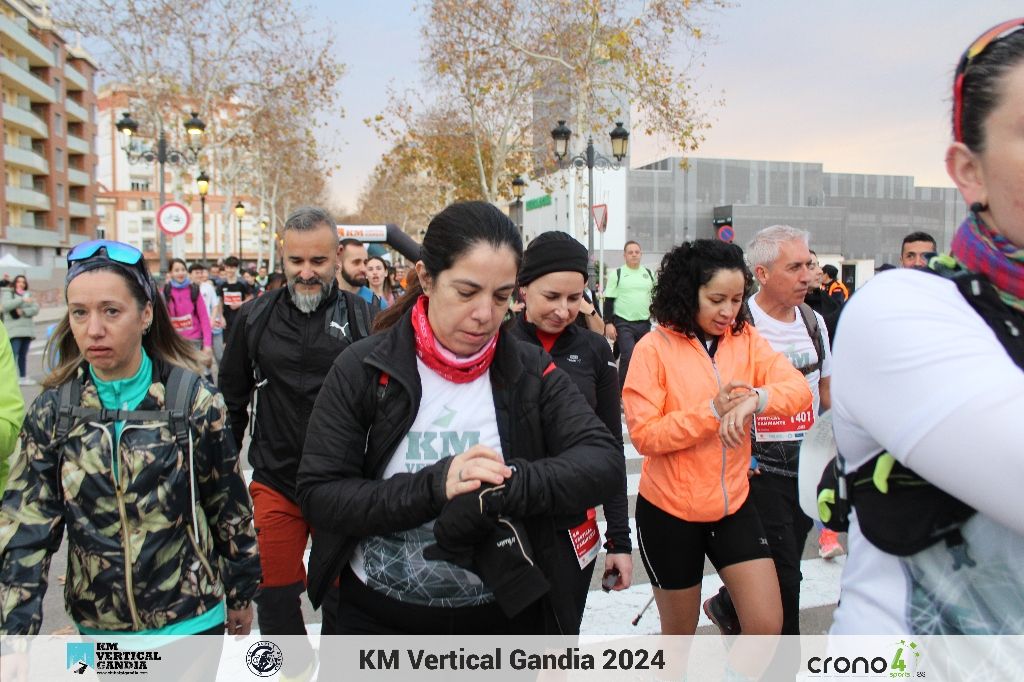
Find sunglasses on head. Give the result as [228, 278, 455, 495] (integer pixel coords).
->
[66, 239, 154, 301]
[953, 17, 1024, 143]
[67, 239, 144, 266]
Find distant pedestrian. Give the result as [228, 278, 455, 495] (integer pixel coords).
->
[603, 241, 655, 392]
[217, 256, 254, 335]
[366, 255, 393, 308]
[164, 258, 213, 373]
[900, 231, 937, 269]
[821, 264, 849, 304]
[1, 275, 40, 386]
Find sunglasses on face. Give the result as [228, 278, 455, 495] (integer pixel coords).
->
[953, 18, 1024, 142]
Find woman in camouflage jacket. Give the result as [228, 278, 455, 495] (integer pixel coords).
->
[0, 241, 260, 636]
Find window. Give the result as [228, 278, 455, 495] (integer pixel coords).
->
[58, 217, 65, 232]
[53, 77, 61, 99]
[56, 184, 65, 207]
[130, 180, 151, 192]
[55, 149, 64, 171]
[54, 112, 62, 136]
[140, 199, 154, 210]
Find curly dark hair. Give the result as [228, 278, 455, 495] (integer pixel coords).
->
[650, 239, 754, 337]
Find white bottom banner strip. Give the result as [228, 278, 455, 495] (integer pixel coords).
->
[3, 634, 1023, 681]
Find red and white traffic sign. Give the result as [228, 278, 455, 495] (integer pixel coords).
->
[156, 202, 192, 237]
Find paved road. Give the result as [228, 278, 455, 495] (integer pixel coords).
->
[10, 315, 842, 636]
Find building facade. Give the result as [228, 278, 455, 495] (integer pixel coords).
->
[97, 87, 267, 271]
[1, 0, 99, 300]
[627, 157, 966, 269]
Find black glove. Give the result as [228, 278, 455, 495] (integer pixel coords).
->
[423, 482, 506, 570]
[472, 516, 550, 618]
[424, 482, 550, 618]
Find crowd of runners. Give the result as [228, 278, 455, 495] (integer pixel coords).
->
[0, 16, 1022, 680]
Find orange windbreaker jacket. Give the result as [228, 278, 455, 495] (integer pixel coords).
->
[623, 325, 812, 522]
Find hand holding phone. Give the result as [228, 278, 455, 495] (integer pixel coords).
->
[601, 568, 620, 592]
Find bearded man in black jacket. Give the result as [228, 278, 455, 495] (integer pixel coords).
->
[220, 207, 372, 650]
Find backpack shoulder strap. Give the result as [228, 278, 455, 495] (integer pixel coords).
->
[56, 376, 83, 441]
[338, 290, 371, 341]
[797, 302, 825, 376]
[163, 365, 202, 453]
[190, 283, 200, 305]
[244, 287, 284, 374]
[646, 267, 654, 280]
[615, 267, 621, 287]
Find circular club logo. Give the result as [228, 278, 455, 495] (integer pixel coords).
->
[156, 201, 192, 237]
[245, 641, 284, 677]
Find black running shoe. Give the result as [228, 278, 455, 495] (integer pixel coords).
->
[703, 586, 742, 635]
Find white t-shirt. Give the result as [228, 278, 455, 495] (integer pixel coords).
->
[198, 281, 219, 332]
[748, 295, 832, 420]
[829, 269, 1024, 634]
[350, 359, 504, 607]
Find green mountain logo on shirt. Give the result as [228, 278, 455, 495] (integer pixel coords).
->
[432, 405, 456, 428]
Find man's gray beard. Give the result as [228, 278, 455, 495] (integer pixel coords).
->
[288, 276, 335, 313]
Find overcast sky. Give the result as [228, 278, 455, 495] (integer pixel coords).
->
[314, 1, 1022, 213]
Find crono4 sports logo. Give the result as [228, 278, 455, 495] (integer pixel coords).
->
[808, 639, 924, 678]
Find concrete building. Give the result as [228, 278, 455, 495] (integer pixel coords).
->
[518, 155, 966, 292]
[1, 0, 99, 301]
[628, 157, 965, 273]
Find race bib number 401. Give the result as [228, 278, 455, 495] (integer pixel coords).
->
[754, 409, 814, 442]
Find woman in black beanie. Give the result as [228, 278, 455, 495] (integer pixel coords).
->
[508, 230, 632, 628]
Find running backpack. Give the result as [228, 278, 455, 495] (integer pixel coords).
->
[54, 366, 202, 510]
[815, 258, 1024, 556]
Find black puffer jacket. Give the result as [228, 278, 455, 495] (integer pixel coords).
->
[509, 317, 630, 553]
[296, 307, 624, 634]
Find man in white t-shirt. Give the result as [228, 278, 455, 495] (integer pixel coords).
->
[704, 225, 832, 644]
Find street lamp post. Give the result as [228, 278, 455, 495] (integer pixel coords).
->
[550, 120, 630, 263]
[234, 202, 245, 262]
[510, 176, 526, 240]
[116, 111, 205, 275]
[257, 218, 268, 270]
[196, 170, 210, 265]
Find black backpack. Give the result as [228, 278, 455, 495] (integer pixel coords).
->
[54, 366, 202, 519]
[816, 259, 1024, 557]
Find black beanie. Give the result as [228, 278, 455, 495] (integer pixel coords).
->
[518, 231, 589, 286]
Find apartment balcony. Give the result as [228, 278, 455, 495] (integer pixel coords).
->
[68, 167, 91, 186]
[69, 201, 92, 218]
[0, 14, 55, 67]
[64, 64, 88, 91]
[64, 97, 88, 123]
[1, 104, 48, 138]
[4, 145, 49, 175]
[67, 134, 90, 155]
[5, 186, 51, 211]
[0, 57, 56, 103]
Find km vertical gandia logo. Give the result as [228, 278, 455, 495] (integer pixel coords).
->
[808, 639, 925, 678]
